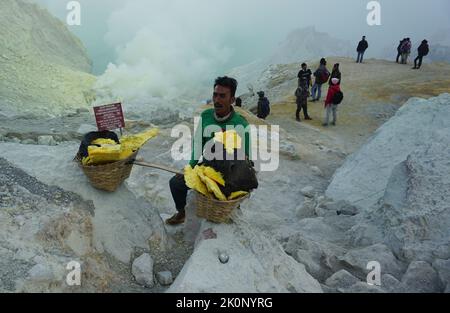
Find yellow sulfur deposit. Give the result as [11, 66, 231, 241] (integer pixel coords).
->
[82, 128, 159, 166]
[214, 130, 242, 154]
[197, 166, 227, 201]
[202, 166, 225, 186]
[228, 191, 249, 200]
[184, 165, 209, 197]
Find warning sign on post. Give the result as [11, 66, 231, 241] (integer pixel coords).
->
[94, 103, 125, 131]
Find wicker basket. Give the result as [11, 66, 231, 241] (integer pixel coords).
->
[75, 150, 139, 192]
[195, 191, 250, 223]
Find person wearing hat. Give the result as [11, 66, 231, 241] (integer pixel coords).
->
[413, 40, 430, 69]
[323, 78, 341, 127]
[257, 91, 270, 120]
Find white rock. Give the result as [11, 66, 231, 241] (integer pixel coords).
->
[156, 271, 173, 286]
[399, 261, 443, 293]
[381, 274, 401, 292]
[339, 282, 385, 293]
[325, 270, 361, 289]
[21, 139, 36, 145]
[37, 135, 57, 146]
[300, 186, 315, 198]
[28, 263, 55, 282]
[132, 253, 154, 288]
[310, 166, 323, 177]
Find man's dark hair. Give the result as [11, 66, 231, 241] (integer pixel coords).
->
[301, 63, 307, 67]
[214, 76, 238, 97]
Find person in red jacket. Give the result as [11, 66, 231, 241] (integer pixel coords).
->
[323, 78, 341, 126]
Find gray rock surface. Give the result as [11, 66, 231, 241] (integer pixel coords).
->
[132, 254, 154, 288]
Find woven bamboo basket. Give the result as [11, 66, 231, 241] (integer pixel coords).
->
[195, 191, 250, 223]
[75, 150, 139, 192]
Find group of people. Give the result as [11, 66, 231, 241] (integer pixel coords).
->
[295, 59, 343, 126]
[396, 38, 430, 69]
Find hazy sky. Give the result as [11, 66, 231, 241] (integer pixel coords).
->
[34, 0, 450, 75]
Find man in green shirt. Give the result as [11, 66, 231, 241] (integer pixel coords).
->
[166, 76, 251, 225]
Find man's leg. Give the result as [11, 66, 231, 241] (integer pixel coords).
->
[167, 174, 189, 224]
[323, 106, 331, 126]
[311, 83, 317, 100]
[418, 56, 423, 68]
[360, 52, 364, 63]
[396, 52, 401, 63]
[303, 99, 311, 119]
[332, 105, 338, 125]
[296, 103, 301, 121]
[317, 84, 322, 100]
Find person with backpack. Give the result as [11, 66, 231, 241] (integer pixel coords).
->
[322, 78, 343, 127]
[413, 40, 430, 69]
[311, 58, 330, 102]
[356, 36, 369, 63]
[400, 38, 412, 64]
[295, 78, 311, 122]
[328, 63, 341, 85]
[257, 91, 270, 120]
[396, 38, 406, 63]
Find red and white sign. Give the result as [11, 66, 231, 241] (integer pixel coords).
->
[94, 103, 125, 131]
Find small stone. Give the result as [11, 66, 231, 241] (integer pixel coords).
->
[28, 264, 55, 282]
[219, 252, 229, 264]
[310, 166, 323, 177]
[301, 186, 315, 198]
[325, 270, 361, 289]
[37, 135, 57, 146]
[156, 271, 173, 286]
[132, 253, 154, 288]
[21, 139, 36, 145]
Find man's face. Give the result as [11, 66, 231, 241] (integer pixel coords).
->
[302, 65, 307, 70]
[213, 85, 235, 117]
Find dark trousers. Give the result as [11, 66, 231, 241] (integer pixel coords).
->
[169, 174, 189, 213]
[357, 51, 365, 63]
[396, 52, 402, 63]
[414, 55, 423, 68]
[296, 99, 309, 119]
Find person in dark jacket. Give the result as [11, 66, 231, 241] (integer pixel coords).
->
[356, 36, 369, 63]
[235, 97, 242, 107]
[295, 78, 311, 122]
[328, 63, 341, 85]
[413, 40, 430, 69]
[297, 63, 312, 90]
[311, 58, 330, 101]
[257, 91, 270, 119]
[400, 38, 412, 64]
[396, 38, 406, 63]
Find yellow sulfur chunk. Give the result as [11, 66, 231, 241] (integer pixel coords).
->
[196, 166, 227, 201]
[121, 128, 159, 151]
[184, 165, 209, 197]
[87, 144, 121, 164]
[228, 191, 249, 200]
[91, 138, 117, 145]
[201, 166, 225, 187]
[214, 130, 242, 154]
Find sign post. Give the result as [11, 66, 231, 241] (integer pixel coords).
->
[94, 103, 125, 134]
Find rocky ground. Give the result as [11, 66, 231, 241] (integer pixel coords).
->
[1, 58, 450, 293]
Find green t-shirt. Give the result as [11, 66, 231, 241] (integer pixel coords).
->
[189, 108, 251, 167]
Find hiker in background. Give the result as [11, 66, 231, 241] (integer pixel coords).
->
[413, 40, 430, 69]
[257, 91, 270, 120]
[297, 63, 312, 91]
[396, 38, 406, 63]
[235, 97, 242, 107]
[328, 63, 341, 85]
[323, 78, 343, 127]
[356, 36, 369, 63]
[400, 38, 412, 64]
[295, 78, 312, 122]
[311, 58, 330, 102]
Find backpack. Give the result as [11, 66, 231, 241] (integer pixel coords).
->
[316, 69, 330, 84]
[332, 91, 344, 105]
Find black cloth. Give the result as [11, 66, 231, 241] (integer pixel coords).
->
[78, 131, 120, 158]
[170, 175, 189, 213]
[295, 85, 309, 119]
[357, 39, 369, 52]
[418, 43, 429, 57]
[257, 97, 270, 119]
[297, 69, 312, 86]
[414, 55, 424, 68]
